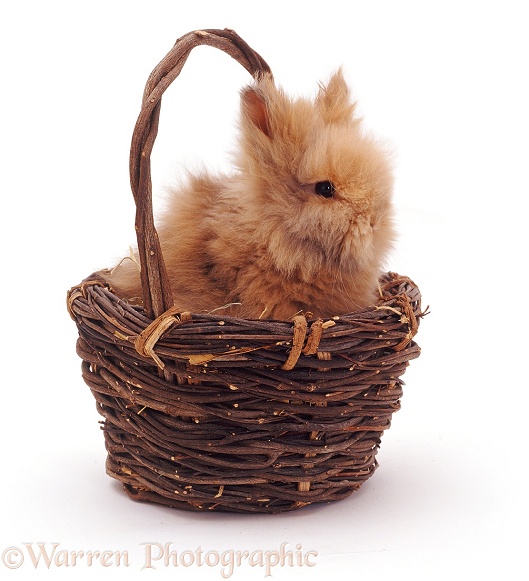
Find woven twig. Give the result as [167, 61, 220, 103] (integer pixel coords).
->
[68, 272, 424, 513]
[67, 29, 425, 513]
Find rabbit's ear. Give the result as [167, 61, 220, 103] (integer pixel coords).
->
[241, 86, 272, 138]
[317, 68, 356, 123]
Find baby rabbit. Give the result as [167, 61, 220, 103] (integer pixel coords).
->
[104, 70, 395, 320]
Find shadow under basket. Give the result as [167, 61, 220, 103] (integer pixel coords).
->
[66, 29, 425, 514]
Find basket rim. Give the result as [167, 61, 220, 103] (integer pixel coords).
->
[68, 270, 425, 374]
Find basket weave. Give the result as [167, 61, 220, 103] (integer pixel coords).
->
[67, 29, 424, 514]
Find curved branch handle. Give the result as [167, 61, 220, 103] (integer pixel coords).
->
[129, 29, 272, 318]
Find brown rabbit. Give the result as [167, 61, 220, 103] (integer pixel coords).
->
[103, 69, 395, 320]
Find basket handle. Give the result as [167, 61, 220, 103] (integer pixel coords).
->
[129, 29, 272, 318]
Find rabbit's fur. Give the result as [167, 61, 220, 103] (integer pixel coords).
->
[104, 70, 394, 320]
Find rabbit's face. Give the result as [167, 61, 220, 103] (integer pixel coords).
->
[237, 71, 394, 280]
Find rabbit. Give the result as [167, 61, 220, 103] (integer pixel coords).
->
[102, 69, 395, 320]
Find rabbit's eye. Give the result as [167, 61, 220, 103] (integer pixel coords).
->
[315, 181, 335, 198]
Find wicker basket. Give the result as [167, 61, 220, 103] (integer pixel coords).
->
[67, 29, 424, 514]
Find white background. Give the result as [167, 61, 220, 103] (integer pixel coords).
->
[1, 1, 527, 579]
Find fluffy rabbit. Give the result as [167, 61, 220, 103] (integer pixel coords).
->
[103, 70, 395, 320]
